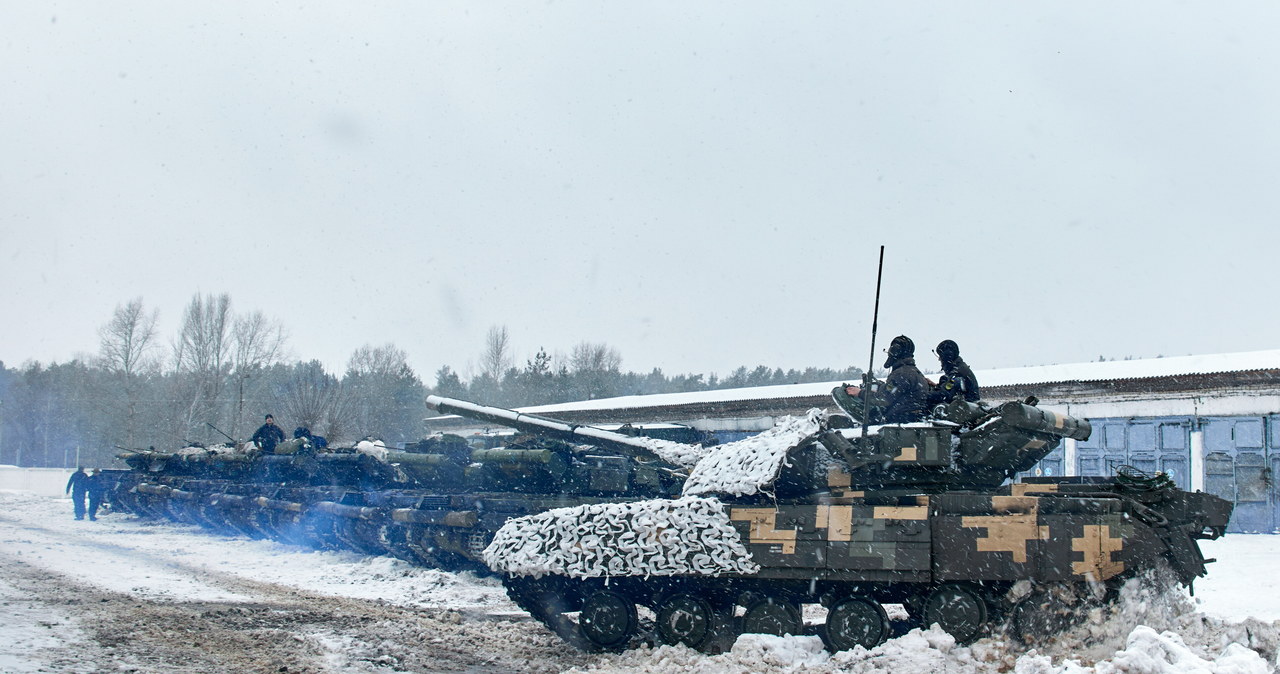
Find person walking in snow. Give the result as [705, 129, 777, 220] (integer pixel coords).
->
[86, 468, 108, 521]
[66, 466, 89, 520]
[251, 414, 286, 453]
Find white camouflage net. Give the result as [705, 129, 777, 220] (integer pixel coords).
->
[624, 436, 712, 468]
[175, 443, 239, 456]
[682, 409, 826, 497]
[483, 496, 760, 578]
[355, 440, 390, 461]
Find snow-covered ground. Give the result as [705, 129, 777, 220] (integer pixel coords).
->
[2, 489, 1277, 673]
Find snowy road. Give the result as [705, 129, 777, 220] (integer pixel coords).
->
[2, 490, 1277, 673]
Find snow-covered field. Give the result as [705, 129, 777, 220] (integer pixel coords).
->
[2, 489, 1277, 673]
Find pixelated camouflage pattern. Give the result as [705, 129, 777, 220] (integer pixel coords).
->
[731, 494, 1124, 584]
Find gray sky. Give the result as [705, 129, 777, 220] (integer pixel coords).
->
[4, 2, 1279, 382]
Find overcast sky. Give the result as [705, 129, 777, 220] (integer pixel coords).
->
[4, 2, 1279, 383]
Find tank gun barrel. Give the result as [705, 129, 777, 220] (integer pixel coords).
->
[425, 395, 690, 466]
[956, 401, 1091, 476]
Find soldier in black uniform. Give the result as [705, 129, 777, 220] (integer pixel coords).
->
[881, 336, 931, 423]
[251, 414, 286, 452]
[929, 339, 980, 404]
[66, 467, 89, 520]
[86, 468, 108, 521]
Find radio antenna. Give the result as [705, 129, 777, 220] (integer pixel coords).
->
[862, 245, 885, 439]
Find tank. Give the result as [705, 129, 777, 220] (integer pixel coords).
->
[480, 391, 1234, 653]
[108, 402, 694, 570]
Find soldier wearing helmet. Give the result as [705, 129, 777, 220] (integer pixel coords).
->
[930, 339, 980, 404]
[881, 335, 931, 423]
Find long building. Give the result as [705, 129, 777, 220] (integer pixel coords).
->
[428, 350, 1280, 534]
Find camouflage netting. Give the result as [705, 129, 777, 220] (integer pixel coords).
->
[483, 496, 760, 578]
[682, 410, 825, 497]
[355, 440, 391, 461]
[623, 436, 712, 468]
[175, 444, 239, 456]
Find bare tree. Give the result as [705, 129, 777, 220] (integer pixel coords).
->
[348, 343, 411, 377]
[170, 293, 233, 442]
[280, 361, 352, 442]
[97, 298, 160, 449]
[174, 293, 233, 378]
[569, 342, 623, 400]
[345, 343, 425, 443]
[230, 310, 288, 436]
[98, 298, 160, 379]
[569, 341, 622, 373]
[233, 311, 287, 370]
[479, 325, 513, 382]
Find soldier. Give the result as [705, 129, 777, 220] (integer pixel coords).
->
[881, 335, 931, 423]
[930, 339, 980, 404]
[65, 466, 89, 520]
[86, 469, 108, 521]
[251, 414, 286, 452]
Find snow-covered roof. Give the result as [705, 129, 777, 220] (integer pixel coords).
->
[518, 349, 1280, 415]
[977, 350, 1280, 387]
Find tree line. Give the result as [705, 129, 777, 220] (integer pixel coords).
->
[0, 301, 862, 469]
[0, 294, 427, 470]
[436, 327, 866, 408]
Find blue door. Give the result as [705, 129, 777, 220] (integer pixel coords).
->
[1201, 416, 1273, 534]
[1075, 422, 1116, 480]
[1071, 417, 1192, 490]
[1271, 415, 1280, 533]
[1157, 420, 1191, 490]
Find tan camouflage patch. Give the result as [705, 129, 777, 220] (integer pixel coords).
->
[827, 466, 852, 488]
[1072, 525, 1126, 580]
[1021, 438, 1048, 451]
[990, 496, 1039, 514]
[872, 506, 929, 521]
[894, 445, 918, 462]
[815, 505, 855, 541]
[730, 508, 797, 554]
[961, 515, 1048, 563]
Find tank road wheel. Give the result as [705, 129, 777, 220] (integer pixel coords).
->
[655, 593, 736, 652]
[505, 577, 593, 651]
[922, 584, 988, 644]
[741, 596, 803, 637]
[578, 589, 639, 651]
[1010, 587, 1083, 643]
[823, 596, 890, 651]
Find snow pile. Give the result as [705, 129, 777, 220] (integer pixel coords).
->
[1028, 565, 1277, 669]
[572, 623, 1271, 674]
[1097, 626, 1268, 673]
[682, 410, 825, 497]
[483, 496, 759, 578]
[571, 635, 833, 674]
